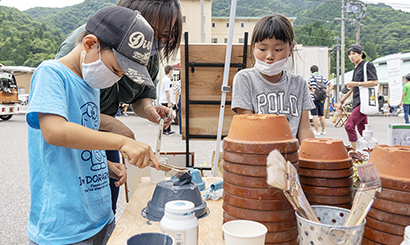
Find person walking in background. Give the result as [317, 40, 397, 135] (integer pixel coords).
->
[55, 0, 183, 215]
[336, 44, 379, 152]
[382, 100, 390, 117]
[231, 14, 315, 144]
[400, 75, 410, 123]
[307, 65, 334, 136]
[159, 65, 175, 135]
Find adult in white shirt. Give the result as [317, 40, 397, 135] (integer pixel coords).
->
[159, 65, 174, 135]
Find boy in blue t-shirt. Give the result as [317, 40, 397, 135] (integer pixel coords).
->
[26, 7, 160, 244]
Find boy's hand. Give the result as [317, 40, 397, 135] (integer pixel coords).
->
[107, 160, 127, 187]
[120, 139, 160, 170]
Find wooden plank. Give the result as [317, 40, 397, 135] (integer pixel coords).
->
[107, 177, 224, 245]
[180, 43, 253, 139]
[181, 104, 235, 138]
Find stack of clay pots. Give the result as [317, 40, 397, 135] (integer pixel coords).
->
[222, 114, 299, 244]
[298, 138, 354, 209]
[362, 145, 410, 245]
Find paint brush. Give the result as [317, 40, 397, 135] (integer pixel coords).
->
[344, 162, 382, 226]
[266, 150, 319, 222]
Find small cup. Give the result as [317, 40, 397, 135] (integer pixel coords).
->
[222, 220, 267, 245]
[150, 157, 167, 183]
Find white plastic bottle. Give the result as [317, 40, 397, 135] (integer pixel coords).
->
[401, 226, 410, 245]
[161, 200, 198, 245]
[356, 124, 378, 158]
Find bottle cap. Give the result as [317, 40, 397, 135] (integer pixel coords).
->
[363, 124, 373, 138]
[165, 200, 195, 215]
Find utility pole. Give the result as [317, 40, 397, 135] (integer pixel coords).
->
[200, 0, 204, 43]
[334, 37, 341, 102]
[341, 0, 345, 89]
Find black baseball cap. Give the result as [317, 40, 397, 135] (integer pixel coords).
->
[86, 6, 154, 88]
[348, 44, 366, 59]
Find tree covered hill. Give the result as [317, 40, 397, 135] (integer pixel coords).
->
[25, 0, 117, 36]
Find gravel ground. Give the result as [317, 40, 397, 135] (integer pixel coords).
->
[0, 108, 404, 244]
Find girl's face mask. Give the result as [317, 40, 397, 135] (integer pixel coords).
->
[254, 56, 288, 76]
[81, 47, 121, 89]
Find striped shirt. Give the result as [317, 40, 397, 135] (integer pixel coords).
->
[307, 73, 331, 101]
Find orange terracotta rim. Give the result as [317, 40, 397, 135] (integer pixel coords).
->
[227, 114, 294, 142]
[299, 138, 350, 161]
[223, 137, 299, 154]
[369, 145, 410, 180]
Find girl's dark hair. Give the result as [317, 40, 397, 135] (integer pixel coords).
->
[405, 75, 410, 81]
[117, 0, 183, 61]
[251, 14, 295, 52]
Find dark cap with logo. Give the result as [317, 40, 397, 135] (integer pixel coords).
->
[86, 6, 154, 88]
[348, 44, 366, 59]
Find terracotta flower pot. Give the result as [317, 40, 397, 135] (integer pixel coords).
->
[223, 191, 291, 211]
[368, 145, 410, 192]
[222, 181, 286, 200]
[222, 202, 295, 222]
[298, 167, 354, 179]
[223, 211, 297, 232]
[367, 207, 410, 226]
[365, 216, 405, 236]
[299, 138, 350, 162]
[302, 185, 354, 196]
[298, 159, 353, 170]
[223, 114, 299, 154]
[299, 176, 354, 188]
[227, 114, 294, 142]
[364, 226, 403, 244]
[222, 150, 299, 165]
[377, 187, 410, 203]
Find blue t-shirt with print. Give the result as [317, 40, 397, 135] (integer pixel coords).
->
[26, 60, 114, 244]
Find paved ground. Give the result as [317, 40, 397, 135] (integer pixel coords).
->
[0, 108, 405, 244]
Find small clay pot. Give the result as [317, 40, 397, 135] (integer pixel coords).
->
[309, 202, 352, 209]
[265, 229, 299, 243]
[223, 137, 299, 154]
[301, 185, 354, 196]
[299, 138, 350, 161]
[365, 215, 405, 236]
[298, 167, 354, 179]
[223, 150, 299, 165]
[223, 211, 297, 232]
[379, 175, 410, 192]
[361, 237, 382, 245]
[227, 114, 294, 142]
[305, 193, 353, 205]
[368, 207, 410, 226]
[264, 238, 298, 245]
[364, 226, 403, 245]
[223, 191, 291, 210]
[369, 145, 410, 187]
[377, 187, 410, 203]
[372, 197, 410, 216]
[299, 176, 354, 188]
[223, 202, 296, 222]
[223, 181, 286, 200]
[223, 169, 269, 187]
[298, 159, 353, 170]
[223, 160, 267, 177]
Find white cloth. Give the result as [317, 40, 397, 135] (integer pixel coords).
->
[159, 76, 173, 104]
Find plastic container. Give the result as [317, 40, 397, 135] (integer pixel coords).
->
[401, 226, 410, 245]
[161, 200, 198, 245]
[222, 220, 268, 245]
[127, 232, 174, 245]
[296, 205, 366, 244]
[356, 124, 378, 158]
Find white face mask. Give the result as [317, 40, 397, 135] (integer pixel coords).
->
[81, 48, 121, 89]
[254, 56, 288, 76]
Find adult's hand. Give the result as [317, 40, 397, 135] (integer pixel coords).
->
[100, 114, 135, 139]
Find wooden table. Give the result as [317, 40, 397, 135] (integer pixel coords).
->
[108, 177, 224, 245]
